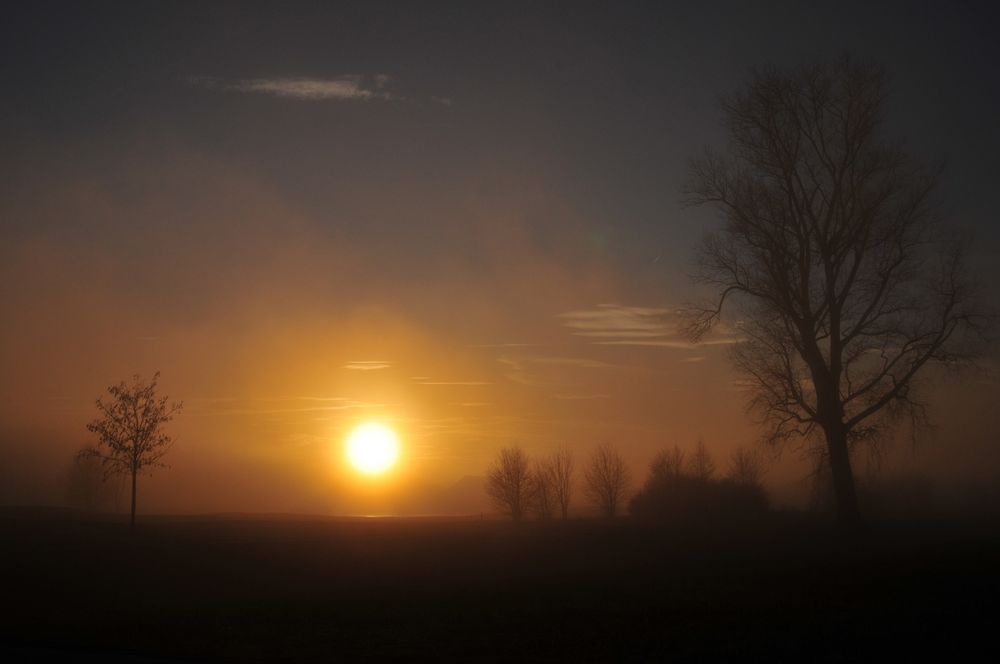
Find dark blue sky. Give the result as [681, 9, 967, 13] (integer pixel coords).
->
[4, 1, 997, 275]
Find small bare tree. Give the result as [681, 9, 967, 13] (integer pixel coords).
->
[687, 438, 716, 480]
[486, 446, 533, 521]
[81, 372, 182, 528]
[585, 443, 630, 518]
[530, 459, 556, 519]
[727, 446, 767, 487]
[682, 57, 988, 529]
[551, 447, 574, 519]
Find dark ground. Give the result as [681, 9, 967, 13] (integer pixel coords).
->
[2, 508, 998, 661]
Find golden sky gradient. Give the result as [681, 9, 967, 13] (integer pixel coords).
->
[2, 3, 998, 516]
[2, 146, 997, 516]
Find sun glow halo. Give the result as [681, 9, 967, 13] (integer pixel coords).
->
[345, 423, 400, 475]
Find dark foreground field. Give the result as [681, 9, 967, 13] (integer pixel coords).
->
[2, 509, 999, 661]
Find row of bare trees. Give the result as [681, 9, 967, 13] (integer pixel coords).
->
[486, 440, 766, 520]
[486, 447, 576, 521]
[648, 439, 766, 486]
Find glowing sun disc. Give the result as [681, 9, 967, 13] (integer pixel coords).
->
[346, 423, 400, 474]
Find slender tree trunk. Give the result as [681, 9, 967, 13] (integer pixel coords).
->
[130, 468, 137, 530]
[824, 424, 862, 531]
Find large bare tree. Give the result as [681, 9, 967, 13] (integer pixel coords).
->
[683, 57, 987, 528]
[81, 372, 182, 528]
[584, 443, 630, 518]
[486, 446, 533, 521]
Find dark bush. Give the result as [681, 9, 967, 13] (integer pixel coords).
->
[629, 473, 769, 523]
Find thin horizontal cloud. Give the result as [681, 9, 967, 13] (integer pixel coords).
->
[528, 356, 618, 369]
[560, 304, 671, 338]
[185, 400, 383, 417]
[343, 361, 391, 371]
[498, 355, 619, 375]
[468, 342, 536, 348]
[593, 339, 733, 348]
[551, 393, 611, 400]
[497, 355, 623, 387]
[560, 303, 740, 348]
[189, 74, 397, 101]
[252, 396, 360, 402]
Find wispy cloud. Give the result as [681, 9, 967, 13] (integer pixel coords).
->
[560, 303, 740, 348]
[343, 361, 391, 371]
[190, 74, 397, 101]
[560, 304, 672, 339]
[593, 339, 734, 348]
[184, 396, 383, 417]
[497, 355, 622, 387]
[526, 356, 617, 369]
[552, 393, 611, 400]
[468, 342, 536, 348]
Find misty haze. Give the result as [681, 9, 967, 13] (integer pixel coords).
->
[2, 2, 999, 661]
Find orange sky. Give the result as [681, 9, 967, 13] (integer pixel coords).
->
[2, 147, 997, 516]
[3, 3, 999, 516]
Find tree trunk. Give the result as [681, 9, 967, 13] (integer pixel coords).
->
[824, 424, 862, 531]
[129, 468, 137, 530]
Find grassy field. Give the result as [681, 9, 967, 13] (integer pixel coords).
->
[2, 508, 998, 661]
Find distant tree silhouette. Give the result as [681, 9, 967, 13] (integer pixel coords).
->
[80, 372, 182, 528]
[486, 446, 533, 521]
[530, 458, 556, 519]
[65, 449, 124, 511]
[687, 438, 716, 480]
[585, 443, 630, 518]
[650, 445, 686, 479]
[551, 447, 574, 519]
[682, 57, 988, 530]
[631, 445, 768, 523]
[727, 447, 767, 487]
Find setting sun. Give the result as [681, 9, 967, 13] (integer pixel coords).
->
[345, 423, 400, 475]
